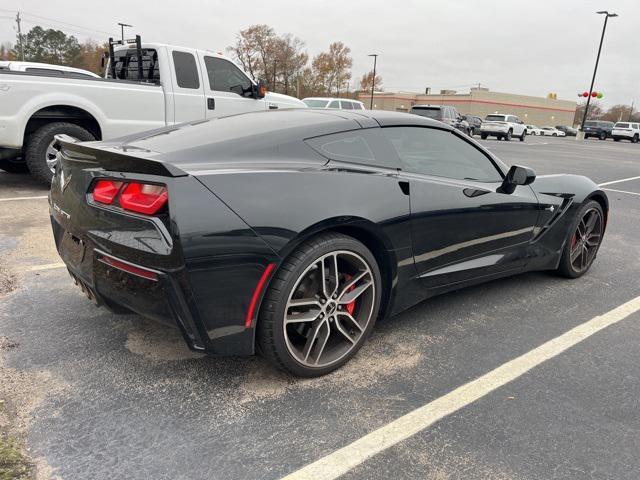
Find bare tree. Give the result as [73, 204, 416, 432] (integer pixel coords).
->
[358, 70, 383, 92]
[274, 34, 308, 95]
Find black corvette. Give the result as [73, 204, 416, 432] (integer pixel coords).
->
[49, 109, 608, 376]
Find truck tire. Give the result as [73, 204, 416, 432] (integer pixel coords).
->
[598, 131, 607, 141]
[25, 122, 96, 185]
[504, 129, 512, 141]
[519, 130, 526, 142]
[632, 134, 639, 144]
[480, 133, 488, 140]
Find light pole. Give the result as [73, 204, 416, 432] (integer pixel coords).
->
[578, 11, 617, 139]
[368, 54, 378, 110]
[117, 22, 132, 42]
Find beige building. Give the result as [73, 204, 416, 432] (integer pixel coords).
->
[357, 88, 577, 126]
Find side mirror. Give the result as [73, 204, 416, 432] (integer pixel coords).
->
[253, 79, 267, 99]
[498, 165, 536, 194]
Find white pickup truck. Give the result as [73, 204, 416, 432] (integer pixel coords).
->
[0, 39, 305, 183]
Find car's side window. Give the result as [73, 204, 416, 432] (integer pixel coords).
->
[353, 103, 364, 110]
[383, 127, 503, 182]
[172, 51, 200, 89]
[327, 100, 340, 109]
[203, 56, 252, 95]
[306, 129, 401, 169]
[341, 101, 354, 110]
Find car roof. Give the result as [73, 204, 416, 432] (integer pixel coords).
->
[104, 108, 450, 155]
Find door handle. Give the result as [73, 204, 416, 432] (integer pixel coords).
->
[207, 98, 215, 110]
[268, 103, 278, 110]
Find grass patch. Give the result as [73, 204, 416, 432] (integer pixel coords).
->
[0, 437, 32, 480]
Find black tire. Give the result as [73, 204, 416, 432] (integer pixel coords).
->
[598, 131, 607, 141]
[504, 130, 512, 141]
[0, 157, 29, 173]
[552, 133, 557, 137]
[519, 130, 526, 142]
[632, 134, 639, 144]
[24, 122, 96, 185]
[257, 232, 383, 377]
[480, 133, 488, 140]
[556, 200, 604, 279]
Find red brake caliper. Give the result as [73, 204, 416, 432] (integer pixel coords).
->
[571, 233, 577, 249]
[344, 274, 357, 315]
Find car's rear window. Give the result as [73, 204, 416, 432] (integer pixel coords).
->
[304, 99, 329, 108]
[485, 115, 506, 122]
[615, 123, 630, 128]
[410, 107, 443, 120]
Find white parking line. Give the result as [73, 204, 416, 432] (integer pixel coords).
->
[0, 195, 48, 202]
[280, 296, 640, 480]
[23, 263, 66, 272]
[602, 188, 640, 197]
[598, 176, 640, 187]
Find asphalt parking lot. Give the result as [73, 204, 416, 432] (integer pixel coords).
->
[1, 134, 639, 479]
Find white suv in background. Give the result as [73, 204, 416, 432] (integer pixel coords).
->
[302, 97, 366, 110]
[0, 60, 99, 78]
[526, 125, 542, 135]
[612, 122, 640, 143]
[540, 126, 566, 137]
[480, 114, 527, 141]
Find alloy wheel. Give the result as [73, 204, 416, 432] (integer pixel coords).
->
[283, 250, 375, 368]
[569, 208, 603, 273]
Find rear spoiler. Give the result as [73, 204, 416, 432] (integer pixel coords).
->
[54, 135, 187, 177]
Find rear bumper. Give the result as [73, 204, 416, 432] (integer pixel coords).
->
[50, 214, 209, 352]
[50, 211, 262, 356]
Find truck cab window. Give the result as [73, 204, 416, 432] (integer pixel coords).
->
[172, 51, 199, 89]
[109, 48, 159, 82]
[203, 56, 252, 95]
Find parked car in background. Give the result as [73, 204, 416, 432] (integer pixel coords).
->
[0, 40, 306, 183]
[555, 125, 577, 137]
[540, 126, 566, 137]
[526, 125, 542, 135]
[0, 60, 100, 78]
[480, 114, 526, 141]
[462, 114, 482, 136]
[302, 97, 365, 110]
[410, 105, 470, 135]
[611, 122, 640, 143]
[582, 120, 614, 140]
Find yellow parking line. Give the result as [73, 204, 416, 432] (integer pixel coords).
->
[280, 296, 640, 480]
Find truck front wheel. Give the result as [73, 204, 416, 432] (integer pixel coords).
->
[25, 122, 96, 185]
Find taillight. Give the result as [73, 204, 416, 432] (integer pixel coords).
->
[91, 180, 168, 215]
[93, 180, 123, 204]
[119, 182, 168, 215]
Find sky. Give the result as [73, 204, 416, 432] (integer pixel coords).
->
[1, 0, 638, 107]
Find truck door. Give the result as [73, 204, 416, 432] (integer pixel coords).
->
[168, 50, 206, 123]
[198, 53, 266, 118]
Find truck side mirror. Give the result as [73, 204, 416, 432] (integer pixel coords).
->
[498, 165, 536, 194]
[254, 79, 267, 99]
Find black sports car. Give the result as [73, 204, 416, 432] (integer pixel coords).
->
[49, 109, 608, 377]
